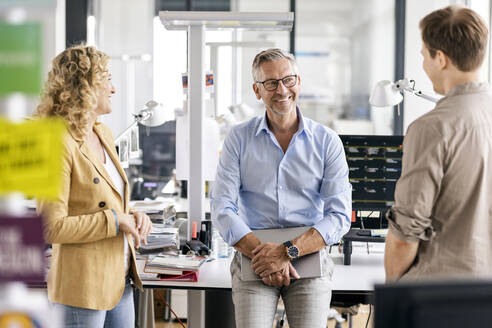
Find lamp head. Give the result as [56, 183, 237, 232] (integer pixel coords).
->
[138, 100, 167, 127]
[369, 80, 403, 107]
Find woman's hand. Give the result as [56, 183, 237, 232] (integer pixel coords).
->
[118, 212, 152, 248]
[118, 214, 141, 248]
[132, 211, 152, 246]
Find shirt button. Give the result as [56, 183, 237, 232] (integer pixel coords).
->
[99, 201, 106, 208]
[93, 177, 100, 184]
[279, 186, 283, 190]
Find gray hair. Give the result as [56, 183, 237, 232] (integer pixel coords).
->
[251, 48, 298, 82]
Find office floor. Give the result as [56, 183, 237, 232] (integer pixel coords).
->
[154, 304, 373, 328]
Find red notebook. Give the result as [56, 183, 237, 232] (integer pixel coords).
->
[158, 271, 199, 282]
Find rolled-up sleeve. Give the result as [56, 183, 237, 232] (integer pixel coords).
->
[388, 121, 444, 243]
[313, 135, 352, 245]
[211, 129, 252, 246]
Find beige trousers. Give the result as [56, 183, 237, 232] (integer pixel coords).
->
[230, 249, 333, 328]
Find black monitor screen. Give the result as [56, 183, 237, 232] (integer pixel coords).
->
[340, 135, 403, 211]
[139, 120, 176, 181]
[375, 281, 492, 328]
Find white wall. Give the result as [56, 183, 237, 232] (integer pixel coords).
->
[94, 0, 154, 137]
[403, 0, 468, 132]
[352, 0, 395, 135]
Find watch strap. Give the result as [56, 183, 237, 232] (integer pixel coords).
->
[283, 240, 293, 248]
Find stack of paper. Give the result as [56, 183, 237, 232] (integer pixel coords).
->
[144, 255, 207, 282]
[137, 227, 179, 254]
[130, 198, 175, 214]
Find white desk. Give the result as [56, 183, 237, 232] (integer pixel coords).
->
[137, 257, 231, 290]
[332, 245, 385, 291]
[137, 242, 385, 328]
[139, 247, 384, 291]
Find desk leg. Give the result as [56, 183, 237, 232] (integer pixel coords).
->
[188, 290, 205, 328]
[343, 240, 352, 265]
[137, 289, 155, 328]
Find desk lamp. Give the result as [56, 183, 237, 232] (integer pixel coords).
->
[369, 78, 439, 114]
[114, 100, 167, 144]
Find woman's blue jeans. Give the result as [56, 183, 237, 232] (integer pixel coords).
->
[53, 282, 134, 328]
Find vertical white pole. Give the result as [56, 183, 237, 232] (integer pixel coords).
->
[231, 0, 240, 106]
[187, 24, 205, 239]
[187, 24, 206, 328]
[126, 59, 136, 123]
[210, 45, 219, 118]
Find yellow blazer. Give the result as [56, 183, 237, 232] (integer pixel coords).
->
[37, 121, 142, 310]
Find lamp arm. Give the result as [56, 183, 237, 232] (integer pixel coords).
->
[114, 110, 151, 144]
[394, 79, 439, 103]
[401, 87, 439, 103]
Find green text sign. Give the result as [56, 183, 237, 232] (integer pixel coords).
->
[0, 22, 42, 95]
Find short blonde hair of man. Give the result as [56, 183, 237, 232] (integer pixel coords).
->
[35, 45, 110, 138]
[251, 48, 298, 82]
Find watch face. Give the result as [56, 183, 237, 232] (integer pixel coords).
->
[288, 246, 299, 259]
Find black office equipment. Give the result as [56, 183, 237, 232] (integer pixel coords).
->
[185, 239, 210, 256]
[139, 120, 176, 182]
[340, 135, 404, 265]
[340, 135, 404, 211]
[131, 181, 160, 200]
[199, 220, 212, 249]
[375, 280, 492, 328]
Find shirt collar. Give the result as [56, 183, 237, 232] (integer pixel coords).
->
[255, 112, 270, 136]
[445, 81, 489, 98]
[255, 107, 311, 137]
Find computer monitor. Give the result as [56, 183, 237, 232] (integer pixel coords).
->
[375, 280, 492, 328]
[139, 120, 176, 181]
[340, 135, 404, 212]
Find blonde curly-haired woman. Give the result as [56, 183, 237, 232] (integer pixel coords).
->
[36, 45, 152, 328]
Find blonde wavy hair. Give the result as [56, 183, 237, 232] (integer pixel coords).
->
[35, 45, 110, 138]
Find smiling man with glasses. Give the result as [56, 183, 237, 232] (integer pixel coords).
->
[257, 74, 298, 91]
[211, 48, 352, 328]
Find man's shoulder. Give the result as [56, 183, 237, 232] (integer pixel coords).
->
[406, 103, 459, 138]
[229, 115, 262, 136]
[410, 86, 492, 129]
[302, 116, 339, 140]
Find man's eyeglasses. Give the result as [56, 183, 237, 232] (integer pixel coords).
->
[256, 75, 298, 91]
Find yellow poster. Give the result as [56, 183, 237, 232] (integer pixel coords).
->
[0, 118, 66, 199]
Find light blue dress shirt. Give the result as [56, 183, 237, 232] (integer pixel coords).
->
[211, 109, 352, 246]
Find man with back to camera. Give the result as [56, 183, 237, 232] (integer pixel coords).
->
[384, 5, 492, 281]
[210, 48, 352, 328]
